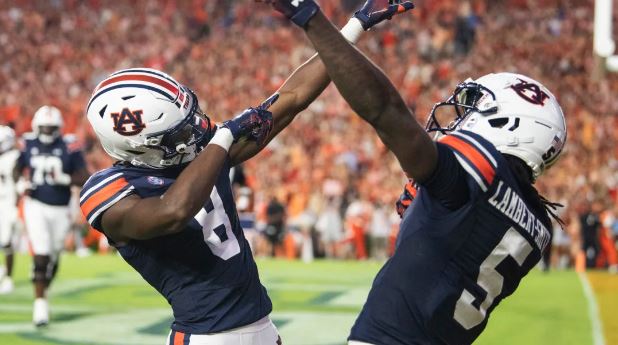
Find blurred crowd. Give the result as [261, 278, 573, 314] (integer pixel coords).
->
[0, 0, 617, 270]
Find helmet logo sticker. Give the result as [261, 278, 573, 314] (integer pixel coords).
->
[111, 108, 146, 136]
[510, 79, 550, 106]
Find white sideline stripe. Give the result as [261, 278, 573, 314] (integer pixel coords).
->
[578, 272, 605, 345]
[80, 172, 123, 203]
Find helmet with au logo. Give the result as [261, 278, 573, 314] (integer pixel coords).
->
[32, 106, 64, 144]
[426, 72, 567, 180]
[86, 68, 212, 169]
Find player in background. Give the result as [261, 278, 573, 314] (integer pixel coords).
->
[80, 3, 412, 343]
[13, 106, 89, 327]
[0, 125, 20, 294]
[262, 1, 567, 344]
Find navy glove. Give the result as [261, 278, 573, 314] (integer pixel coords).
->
[355, 0, 415, 30]
[395, 180, 417, 218]
[223, 94, 278, 145]
[256, 0, 320, 28]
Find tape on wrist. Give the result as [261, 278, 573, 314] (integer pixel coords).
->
[340, 18, 364, 44]
[208, 127, 234, 152]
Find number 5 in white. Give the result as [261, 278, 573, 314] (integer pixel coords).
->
[194, 186, 240, 260]
[454, 228, 533, 329]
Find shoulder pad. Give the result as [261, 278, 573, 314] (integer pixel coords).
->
[439, 130, 500, 192]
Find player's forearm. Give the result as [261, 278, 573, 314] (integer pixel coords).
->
[276, 53, 330, 117]
[157, 144, 228, 234]
[304, 11, 403, 127]
[229, 53, 329, 165]
[304, 11, 437, 181]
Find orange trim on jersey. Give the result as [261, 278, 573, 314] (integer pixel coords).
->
[173, 331, 184, 345]
[440, 135, 495, 184]
[405, 182, 418, 198]
[81, 178, 129, 217]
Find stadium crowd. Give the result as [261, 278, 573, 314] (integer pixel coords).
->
[0, 0, 616, 270]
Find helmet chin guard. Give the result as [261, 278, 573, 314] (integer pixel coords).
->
[427, 73, 567, 180]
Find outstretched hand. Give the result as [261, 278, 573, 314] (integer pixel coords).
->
[223, 94, 278, 145]
[355, 0, 415, 31]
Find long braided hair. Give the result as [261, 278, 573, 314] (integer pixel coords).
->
[503, 154, 565, 229]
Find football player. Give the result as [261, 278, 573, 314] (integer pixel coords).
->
[262, 1, 567, 344]
[0, 125, 20, 294]
[79, 2, 413, 344]
[13, 106, 90, 327]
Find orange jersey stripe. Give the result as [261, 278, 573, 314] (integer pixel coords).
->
[81, 178, 129, 217]
[173, 331, 184, 345]
[441, 135, 495, 184]
[405, 182, 418, 198]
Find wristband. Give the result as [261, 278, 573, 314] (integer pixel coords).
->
[340, 18, 364, 44]
[208, 127, 234, 152]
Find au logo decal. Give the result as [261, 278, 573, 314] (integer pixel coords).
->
[111, 108, 146, 136]
[510, 79, 550, 106]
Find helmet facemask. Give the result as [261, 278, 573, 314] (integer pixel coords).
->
[128, 88, 213, 168]
[37, 125, 61, 144]
[426, 81, 499, 138]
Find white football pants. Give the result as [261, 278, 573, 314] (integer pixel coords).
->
[23, 198, 70, 256]
[0, 202, 18, 247]
[166, 316, 280, 345]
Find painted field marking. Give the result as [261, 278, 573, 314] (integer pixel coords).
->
[578, 272, 606, 345]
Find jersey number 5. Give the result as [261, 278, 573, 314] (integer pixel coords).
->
[194, 186, 241, 260]
[453, 227, 533, 329]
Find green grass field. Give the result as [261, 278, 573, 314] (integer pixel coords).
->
[0, 254, 606, 345]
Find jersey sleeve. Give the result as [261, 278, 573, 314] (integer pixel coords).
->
[438, 130, 499, 193]
[79, 169, 135, 231]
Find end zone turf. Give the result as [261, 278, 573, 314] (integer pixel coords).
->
[0, 254, 602, 345]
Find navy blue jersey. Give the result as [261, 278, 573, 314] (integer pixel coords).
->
[79, 160, 272, 334]
[18, 135, 86, 206]
[350, 130, 552, 345]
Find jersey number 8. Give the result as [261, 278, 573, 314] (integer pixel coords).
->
[194, 186, 241, 260]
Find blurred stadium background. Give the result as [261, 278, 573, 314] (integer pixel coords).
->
[0, 0, 617, 344]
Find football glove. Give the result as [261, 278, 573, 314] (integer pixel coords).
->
[255, 0, 320, 28]
[223, 94, 278, 145]
[355, 0, 415, 31]
[395, 180, 417, 218]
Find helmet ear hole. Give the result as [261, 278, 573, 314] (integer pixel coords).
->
[488, 117, 509, 128]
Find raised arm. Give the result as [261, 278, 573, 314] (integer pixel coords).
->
[230, 0, 416, 166]
[228, 53, 328, 165]
[264, 0, 438, 182]
[99, 106, 274, 244]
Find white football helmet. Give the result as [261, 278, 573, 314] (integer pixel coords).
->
[86, 68, 212, 169]
[0, 125, 16, 154]
[32, 106, 64, 144]
[426, 72, 567, 181]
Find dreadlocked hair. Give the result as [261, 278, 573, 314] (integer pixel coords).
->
[503, 154, 565, 229]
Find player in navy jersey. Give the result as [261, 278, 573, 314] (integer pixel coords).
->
[13, 106, 89, 326]
[262, 1, 567, 344]
[80, 3, 413, 344]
